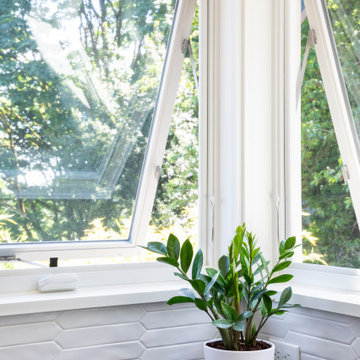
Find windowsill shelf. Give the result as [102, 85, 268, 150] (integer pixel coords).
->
[0, 279, 358, 318]
[0, 280, 182, 317]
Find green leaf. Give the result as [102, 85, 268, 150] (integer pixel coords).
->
[180, 239, 193, 274]
[191, 279, 206, 295]
[285, 236, 296, 250]
[262, 294, 272, 313]
[268, 274, 293, 284]
[192, 249, 203, 279]
[212, 319, 233, 329]
[218, 255, 230, 278]
[179, 288, 195, 299]
[221, 301, 238, 322]
[157, 257, 179, 267]
[167, 234, 180, 260]
[250, 289, 267, 303]
[271, 309, 286, 316]
[204, 271, 220, 295]
[206, 268, 218, 278]
[237, 311, 253, 321]
[272, 261, 291, 273]
[279, 241, 285, 255]
[194, 298, 207, 311]
[174, 272, 189, 281]
[278, 286, 292, 307]
[279, 251, 294, 260]
[233, 321, 244, 331]
[142, 242, 167, 256]
[265, 290, 277, 296]
[167, 296, 194, 305]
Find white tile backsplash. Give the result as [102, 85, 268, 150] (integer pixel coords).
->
[0, 302, 358, 359]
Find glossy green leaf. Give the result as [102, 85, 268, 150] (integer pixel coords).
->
[142, 242, 167, 256]
[204, 271, 220, 295]
[278, 286, 292, 307]
[218, 255, 230, 278]
[272, 261, 291, 273]
[194, 298, 207, 311]
[285, 236, 296, 250]
[212, 319, 233, 329]
[221, 301, 238, 322]
[279, 251, 294, 260]
[233, 320, 244, 331]
[156, 257, 178, 267]
[167, 296, 194, 305]
[192, 249, 203, 279]
[262, 294, 272, 313]
[268, 274, 293, 284]
[174, 272, 188, 281]
[265, 290, 277, 296]
[238, 311, 253, 321]
[191, 279, 206, 295]
[167, 234, 180, 260]
[180, 239, 193, 274]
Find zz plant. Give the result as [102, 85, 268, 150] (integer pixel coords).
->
[142, 224, 299, 351]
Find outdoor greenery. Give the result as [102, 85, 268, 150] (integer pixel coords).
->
[142, 224, 299, 350]
[0, 0, 199, 249]
[301, 0, 360, 269]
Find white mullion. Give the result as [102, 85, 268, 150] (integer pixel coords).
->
[129, 0, 197, 246]
[304, 0, 360, 226]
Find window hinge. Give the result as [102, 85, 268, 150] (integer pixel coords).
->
[342, 164, 350, 182]
[309, 29, 317, 45]
[155, 165, 161, 181]
[181, 39, 188, 54]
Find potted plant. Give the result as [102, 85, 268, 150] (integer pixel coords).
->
[142, 224, 299, 359]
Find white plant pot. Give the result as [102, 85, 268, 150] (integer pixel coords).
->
[204, 339, 275, 360]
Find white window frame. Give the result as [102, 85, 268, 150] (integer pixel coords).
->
[284, 0, 360, 297]
[0, 0, 198, 261]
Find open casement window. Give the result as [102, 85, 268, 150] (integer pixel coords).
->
[301, 0, 360, 268]
[0, 0, 197, 261]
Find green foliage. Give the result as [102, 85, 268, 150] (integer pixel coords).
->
[301, 9, 360, 269]
[142, 224, 299, 351]
[0, 1, 199, 245]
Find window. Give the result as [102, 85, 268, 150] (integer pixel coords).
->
[0, 0, 198, 262]
[299, 0, 360, 269]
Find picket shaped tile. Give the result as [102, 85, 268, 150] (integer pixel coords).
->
[285, 312, 356, 344]
[351, 319, 360, 337]
[141, 307, 209, 329]
[141, 323, 217, 348]
[0, 312, 58, 327]
[56, 323, 145, 349]
[57, 305, 145, 329]
[0, 322, 61, 347]
[57, 341, 145, 360]
[141, 341, 204, 360]
[0, 342, 60, 360]
[353, 337, 360, 357]
[285, 331, 357, 360]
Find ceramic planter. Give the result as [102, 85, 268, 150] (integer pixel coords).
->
[204, 339, 275, 360]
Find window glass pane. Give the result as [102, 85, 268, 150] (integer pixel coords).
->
[0, 0, 175, 243]
[327, 0, 360, 143]
[301, 18, 360, 269]
[148, 14, 199, 246]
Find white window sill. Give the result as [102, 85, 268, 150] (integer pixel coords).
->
[0, 262, 359, 318]
[0, 280, 183, 317]
[272, 283, 360, 318]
